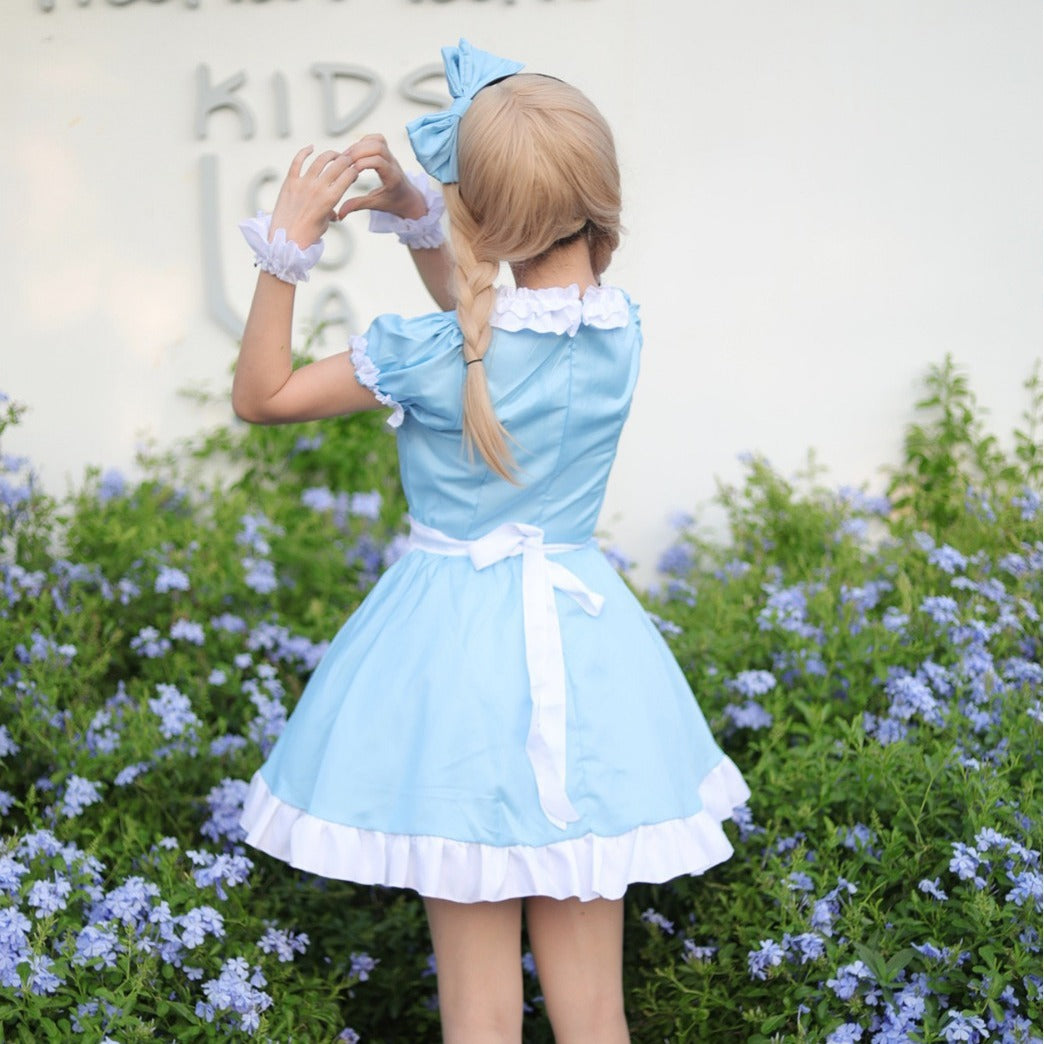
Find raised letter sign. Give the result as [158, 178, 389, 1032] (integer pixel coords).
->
[194, 65, 256, 141]
[310, 63, 382, 137]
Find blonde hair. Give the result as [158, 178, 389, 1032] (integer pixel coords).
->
[444, 74, 622, 481]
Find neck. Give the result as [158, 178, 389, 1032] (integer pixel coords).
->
[510, 237, 598, 293]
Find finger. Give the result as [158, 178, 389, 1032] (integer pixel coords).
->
[325, 157, 362, 191]
[337, 188, 386, 219]
[343, 134, 388, 163]
[350, 154, 393, 180]
[306, 149, 348, 179]
[288, 144, 314, 177]
[329, 162, 361, 198]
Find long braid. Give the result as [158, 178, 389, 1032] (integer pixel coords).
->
[445, 186, 517, 482]
[439, 75, 621, 482]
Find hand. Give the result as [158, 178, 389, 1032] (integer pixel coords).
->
[269, 146, 359, 248]
[336, 134, 428, 222]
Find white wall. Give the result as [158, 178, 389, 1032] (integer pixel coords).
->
[2, 0, 1040, 583]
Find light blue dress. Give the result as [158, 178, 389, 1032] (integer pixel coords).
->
[240, 284, 750, 902]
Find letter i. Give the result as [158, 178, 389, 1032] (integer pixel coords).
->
[273, 72, 291, 138]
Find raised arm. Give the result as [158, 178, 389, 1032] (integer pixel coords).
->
[340, 135, 456, 312]
[231, 147, 383, 425]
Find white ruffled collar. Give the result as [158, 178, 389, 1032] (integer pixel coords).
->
[490, 284, 630, 336]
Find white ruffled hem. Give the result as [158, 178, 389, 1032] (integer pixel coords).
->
[491, 284, 630, 337]
[239, 757, 750, 902]
[348, 335, 405, 428]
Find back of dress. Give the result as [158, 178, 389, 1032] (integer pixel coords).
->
[349, 284, 641, 542]
[242, 280, 750, 905]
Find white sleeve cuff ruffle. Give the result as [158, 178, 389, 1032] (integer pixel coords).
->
[368, 172, 446, 249]
[239, 212, 324, 284]
[349, 335, 405, 429]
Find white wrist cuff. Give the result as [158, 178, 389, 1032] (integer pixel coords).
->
[368, 172, 446, 249]
[239, 212, 324, 284]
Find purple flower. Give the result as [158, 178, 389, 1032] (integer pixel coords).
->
[180, 905, 225, 948]
[863, 713, 909, 746]
[199, 956, 272, 1033]
[350, 490, 382, 520]
[294, 433, 323, 453]
[647, 612, 682, 637]
[810, 879, 857, 937]
[27, 876, 72, 916]
[60, 775, 103, 818]
[785, 872, 815, 893]
[302, 486, 336, 512]
[130, 626, 172, 659]
[258, 925, 309, 962]
[718, 558, 751, 579]
[885, 673, 942, 726]
[837, 486, 891, 515]
[786, 932, 826, 964]
[73, 924, 121, 968]
[0, 908, 31, 988]
[27, 954, 63, 995]
[882, 607, 910, 633]
[657, 542, 695, 577]
[826, 1024, 864, 1043]
[170, 619, 206, 645]
[237, 513, 279, 555]
[200, 778, 248, 845]
[188, 850, 253, 899]
[97, 468, 126, 503]
[758, 584, 823, 640]
[242, 557, 278, 594]
[94, 875, 161, 925]
[949, 842, 984, 883]
[148, 683, 200, 739]
[747, 939, 785, 980]
[729, 670, 777, 698]
[941, 1010, 989, 1043]
[211, 613, 247, 633]
[640, 909, 675, 934]
[0, 726, 19, 760]
[731, 804, 764, 841]
[929, 544, 968, 574]
[350, 952, 378, 982]
[682, 940, 718, 963]
[841, 824, 879, 855]
[337, 1030, 361, 1043]
[209, 734, 247, 757]
[85, 710, 121, 756]
[918, 877, 949, 901]
[154, 565, 190, 593]
[114, 762, 149, 787]
[0, 856, 29, 897]
[920, 595, 960, 626]
[724, 701, 773, 730]
[826, 959, 874, 1000]
[1012, 487, 1042, 520]
[1006, 870, 1042, 911]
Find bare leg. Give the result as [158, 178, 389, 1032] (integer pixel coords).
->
[525, 896, 630, 1044]
[423, 897, 524, 1044]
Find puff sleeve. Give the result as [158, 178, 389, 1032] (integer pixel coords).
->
[348, 312, 464, 429]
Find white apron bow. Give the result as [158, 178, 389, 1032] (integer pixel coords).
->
[407, 518, 604, 829]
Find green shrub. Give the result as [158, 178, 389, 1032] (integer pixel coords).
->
[0, 356, 1039, 1043]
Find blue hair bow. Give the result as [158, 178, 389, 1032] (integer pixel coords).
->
[406, 39, 524, 184]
